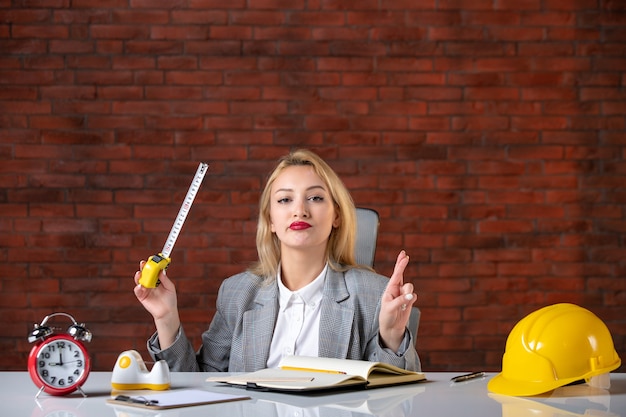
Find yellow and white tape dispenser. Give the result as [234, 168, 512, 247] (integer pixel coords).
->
[111, 350, 170, 391]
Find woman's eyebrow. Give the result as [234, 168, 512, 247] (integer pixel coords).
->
[274, 185, 326, 194]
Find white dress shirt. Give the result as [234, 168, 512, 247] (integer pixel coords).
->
[266, 264, 327, 368]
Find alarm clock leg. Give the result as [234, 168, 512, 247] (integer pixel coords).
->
[76, 385, 87, 397]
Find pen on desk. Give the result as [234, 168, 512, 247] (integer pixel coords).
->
[451, 371, 485, 383]
[280, 366, 346, 374]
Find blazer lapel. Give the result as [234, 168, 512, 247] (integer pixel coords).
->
[319, 269, 354, 358]
[242, 281, 278, 371]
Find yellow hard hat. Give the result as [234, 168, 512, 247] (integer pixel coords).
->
[488, 303, 621, 396]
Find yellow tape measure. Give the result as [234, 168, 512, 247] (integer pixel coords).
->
[138, 163, 209, 288]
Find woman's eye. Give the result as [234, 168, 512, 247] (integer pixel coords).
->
[277, 197, 291, 204]
[309, 196, 324, 202]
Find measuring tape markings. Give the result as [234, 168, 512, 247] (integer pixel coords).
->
[139, 162, 209, 288]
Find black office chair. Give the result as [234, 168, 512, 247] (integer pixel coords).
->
[355, 208, 420, 340]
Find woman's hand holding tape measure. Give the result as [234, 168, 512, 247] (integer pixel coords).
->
[133, 162, 208, 350]
[137, 162, 208, 289]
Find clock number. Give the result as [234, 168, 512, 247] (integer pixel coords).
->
[39, 360, 46, 368]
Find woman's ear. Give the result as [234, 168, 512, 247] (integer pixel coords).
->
[332, 209, 341, 228]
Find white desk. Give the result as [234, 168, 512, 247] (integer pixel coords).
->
[4, 371, 625, 417]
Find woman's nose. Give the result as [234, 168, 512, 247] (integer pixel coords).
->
[293, 199, 308, 217]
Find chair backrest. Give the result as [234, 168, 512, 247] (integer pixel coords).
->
[355, 207, 421, 344]
[408, 305, 420, 338]
[355, 207, 380, 267]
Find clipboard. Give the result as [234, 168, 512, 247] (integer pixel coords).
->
[106, 389, 250, 410]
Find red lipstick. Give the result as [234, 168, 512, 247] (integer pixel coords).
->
[289, 221, 311, 230]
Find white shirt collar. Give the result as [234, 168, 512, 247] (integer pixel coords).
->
[277, 263, 327, 311]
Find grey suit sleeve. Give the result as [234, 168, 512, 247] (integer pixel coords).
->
[372, 330, 421, 372]
[146, 278, 240, 372]
[146, 315, 231, 372]
[146, 326, 201, 372]
[362, 316, 421, 372]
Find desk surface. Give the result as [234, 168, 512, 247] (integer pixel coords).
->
[4, 371, 625, 417]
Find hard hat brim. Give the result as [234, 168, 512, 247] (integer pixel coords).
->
[488, 359, 621, 397]
[487, 372, 583, 397]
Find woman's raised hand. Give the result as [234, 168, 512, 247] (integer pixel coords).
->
[379, 250, 417, 352]
[133, 260, 181, 350]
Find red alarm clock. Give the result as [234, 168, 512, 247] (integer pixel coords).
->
[27, 312, 92, 397]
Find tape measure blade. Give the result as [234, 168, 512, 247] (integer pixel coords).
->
[160, 162, 208, 258]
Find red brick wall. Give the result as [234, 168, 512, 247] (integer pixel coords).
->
[1, 1, 624, 373]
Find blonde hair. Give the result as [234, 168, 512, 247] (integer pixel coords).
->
[249, 149, 358, 280]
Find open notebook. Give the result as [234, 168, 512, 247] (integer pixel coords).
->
[207, 356, 426, 392]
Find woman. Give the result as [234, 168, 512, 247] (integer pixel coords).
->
[133, 149, 420, 372]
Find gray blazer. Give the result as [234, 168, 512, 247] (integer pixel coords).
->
[148, 267, 421, 372]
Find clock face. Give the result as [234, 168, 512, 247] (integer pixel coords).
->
[28, 334, 91, 395]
